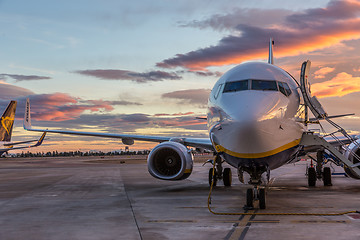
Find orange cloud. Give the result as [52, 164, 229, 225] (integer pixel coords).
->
[311, 72, 360, 98]
[157, 0, 360, 71]
[314, 67, 335, 79]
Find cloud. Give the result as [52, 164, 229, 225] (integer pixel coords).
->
[311, 72, 360, 98]
[0, 82, 34, 99]
[157, 0, 360, 70]
[12, 93, 115, 121]
[191, 71, 222, 77]
[180, 8, 291, 31]
[0, 91, 124, 122]
[162, 89, 211, 107]
[154, 112, 194, 117]
[314, 67, 335, 79]
[0, 74, 51, 82]
[107, 100, 142, 106]
[74, 69, 181, 83]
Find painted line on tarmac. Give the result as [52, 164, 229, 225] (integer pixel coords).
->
[291, 220, 349, 224]
[224, 209, 258, 240]
[147, 220, 196, 223]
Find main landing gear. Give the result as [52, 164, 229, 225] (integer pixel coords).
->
[307, 150, 332, 187]
[207, 155, 232, 187]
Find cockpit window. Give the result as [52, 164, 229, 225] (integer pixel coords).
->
[223, 80, 248, 93]
[278, 81, 287, 96]
[278, 81, 292, 96]
[283, 82, 292, 96]
[251, 80, 278, 91]
[214, 83, 223, 99]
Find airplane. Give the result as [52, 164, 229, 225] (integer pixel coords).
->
[23, 39, 360, 209]
[0, 100, 46, 156]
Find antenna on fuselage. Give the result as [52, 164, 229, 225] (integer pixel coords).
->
[268, 38, 274, 65]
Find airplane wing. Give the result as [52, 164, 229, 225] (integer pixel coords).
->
[23, 99, 214, 151]
[0, 132, 46, 152]
[3, 138, 44, 147]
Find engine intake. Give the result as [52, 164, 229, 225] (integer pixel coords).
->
[147, 141, 193, 180]
[344, 139, 360, 179]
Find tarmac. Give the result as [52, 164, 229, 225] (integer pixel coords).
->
[0, 155, 360, 240]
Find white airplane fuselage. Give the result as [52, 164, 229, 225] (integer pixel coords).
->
[207, 62, 306, 172]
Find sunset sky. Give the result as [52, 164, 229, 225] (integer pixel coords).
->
[1, 0, 360, 153]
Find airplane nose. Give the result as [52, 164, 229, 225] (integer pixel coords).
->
[214, 92, 287, 156]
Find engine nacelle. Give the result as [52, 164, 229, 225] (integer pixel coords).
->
[344, 139, 360, 179]
[147, 141, 193, 180]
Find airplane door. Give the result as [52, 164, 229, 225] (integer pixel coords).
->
[300, 60, 327, 119]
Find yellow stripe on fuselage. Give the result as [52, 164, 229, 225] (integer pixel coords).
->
[215, 138, 301, 159]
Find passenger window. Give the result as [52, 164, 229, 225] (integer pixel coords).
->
[278, 82, 287, 96]
[223, 80, 248, 93]
[251, 80, 278, 91]
[283, 82, 292, 96]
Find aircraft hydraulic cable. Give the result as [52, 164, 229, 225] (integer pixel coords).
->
[207, 160, 359, 216]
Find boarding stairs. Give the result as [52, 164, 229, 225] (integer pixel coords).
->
[299, 60, 360, 176]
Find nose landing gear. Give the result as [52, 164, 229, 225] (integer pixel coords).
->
[245, 186, 266, 209]
[206, 156, 267, 209]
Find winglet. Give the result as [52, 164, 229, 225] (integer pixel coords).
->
[34, 132, 46, 147]
[268, 38, 274, 64]
[24, 98, 32, 130]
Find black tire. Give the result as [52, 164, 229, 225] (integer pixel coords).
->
[246, 188, 254, 208]
[259, 188, 266, 209]
[208, 168, 217, 187]
[223, 168, 232, 187]
[323, 167, 332, 186]
[308, 167, 316, 187]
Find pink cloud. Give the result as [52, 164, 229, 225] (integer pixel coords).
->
[16, 93, 115, 121]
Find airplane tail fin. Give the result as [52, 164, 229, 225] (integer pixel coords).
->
[268, 38, 274, 64]
[0, 101, 17, 142]
[24, 98, 32, 130]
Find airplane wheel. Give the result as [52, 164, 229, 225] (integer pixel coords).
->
[259, 188, 266, 209]
[308, 167, 316, 187]
[323, 167, 332, 186]
[246, 188, 254, 208]
[223, 168, 232, 187]
[209, 168, 217, 187]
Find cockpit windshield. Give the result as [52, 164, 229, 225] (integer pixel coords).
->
[223, 80, 248, 93]
[222, 79, 292, 96]
[251, 80, 278, 91]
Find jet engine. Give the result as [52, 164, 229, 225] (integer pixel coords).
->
[147, 141, 193, 180]
[344, 139, 360, 179]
